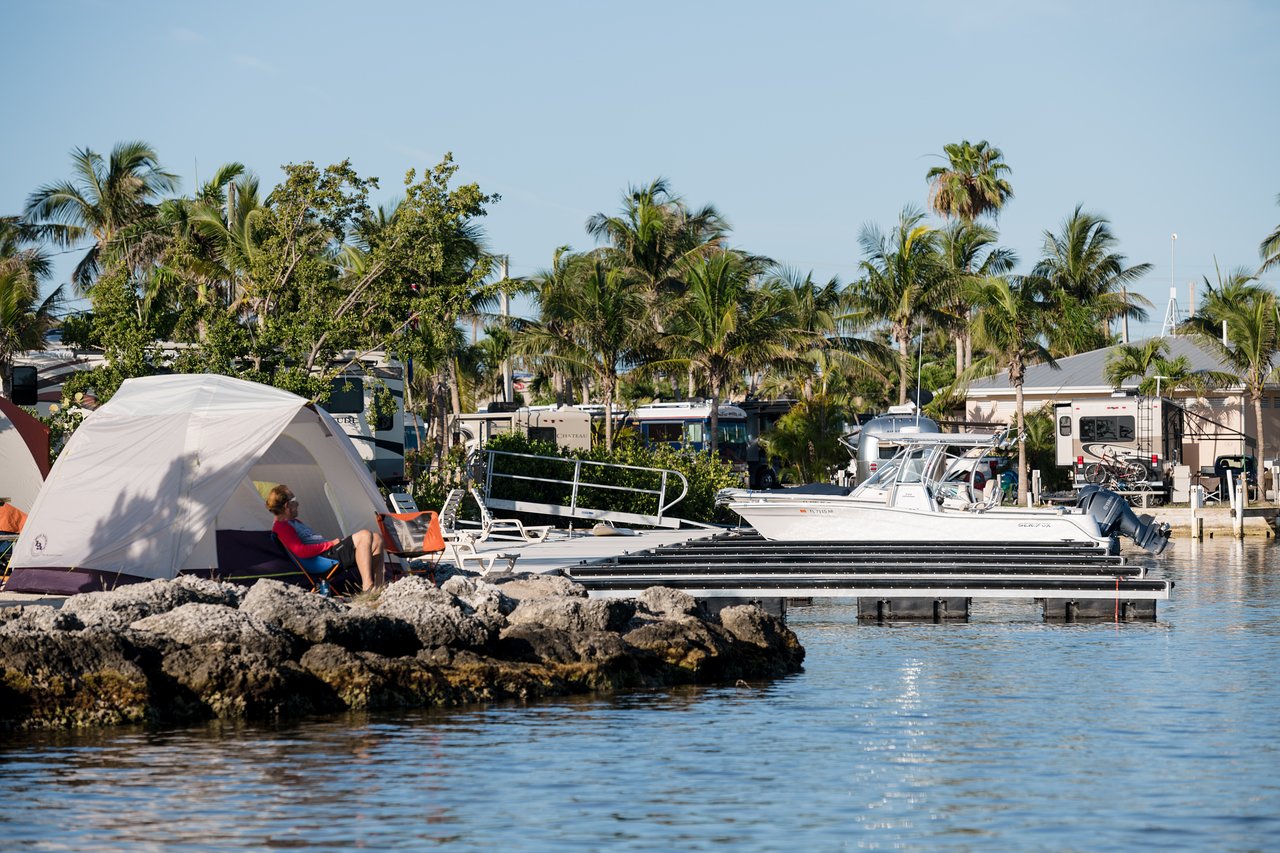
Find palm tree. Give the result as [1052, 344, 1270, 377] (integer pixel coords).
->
[1104, 339, 1229, 398]
[1260, 192, 1280, 274]
[24, 141, 178, 292]
[585, 178, 727, 295]
[853, 207, 949, 404]
[926, 140, 1014, 223]
[0, 269, 65, 398]
[1033, 205, 1152, 350]
[658, 250, 802, 456]
[968, 275, 1059, 505]
[938, 221, 1017, 372]
[514, 253, 648, 450]
[1181, 270, 1278, 469]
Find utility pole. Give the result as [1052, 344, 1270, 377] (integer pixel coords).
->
[501, 256, 514, 403]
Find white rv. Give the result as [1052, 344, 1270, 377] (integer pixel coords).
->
[1053, 395, 1184, 491]
[451, 405, 594, 452]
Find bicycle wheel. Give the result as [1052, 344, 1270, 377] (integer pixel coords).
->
[1083, 462, 1107, 484]
[1123, 461, 1148, 483]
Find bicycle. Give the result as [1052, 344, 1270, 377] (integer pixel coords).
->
[1083, 450, 1148, 489]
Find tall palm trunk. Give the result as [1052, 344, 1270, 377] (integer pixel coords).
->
[1254, 393, 1266, 488]
[1015, 381, 1028, 506]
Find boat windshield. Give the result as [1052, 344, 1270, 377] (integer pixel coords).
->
[855, 440, 998, 493]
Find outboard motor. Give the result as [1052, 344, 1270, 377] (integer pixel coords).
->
[1077, 485, 1172, 554]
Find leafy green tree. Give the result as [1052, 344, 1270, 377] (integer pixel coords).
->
[968, 275, 1059, 504]
[926, 140, 1014, 224]
[24, 141, 178, 292]
[853, 207, 950, 404]
[759, 395, 848, 483]
[1181, 270, 1278, 468]
[1032, 205, 1152, 352]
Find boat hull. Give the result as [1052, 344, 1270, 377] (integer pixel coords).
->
[727, 496, 1112, 549]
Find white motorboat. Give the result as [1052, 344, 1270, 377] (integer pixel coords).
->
[719, 432, 1170, 553]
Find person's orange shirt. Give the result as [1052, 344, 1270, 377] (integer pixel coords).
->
[0, 503, 27, 533]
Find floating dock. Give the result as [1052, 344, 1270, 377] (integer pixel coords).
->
[566, 531, 1172, 622]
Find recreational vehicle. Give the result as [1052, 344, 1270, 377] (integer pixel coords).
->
[451, 405, 593, 452]
[1053, 395, 1183, 494]
[627, 401, 782, 488]
[840, 406, 942, 484]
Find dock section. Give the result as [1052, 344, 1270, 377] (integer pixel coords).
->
[556, 531, 1172, 622]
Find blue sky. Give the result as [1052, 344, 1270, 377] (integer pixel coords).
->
[4, 0, 1277, 338]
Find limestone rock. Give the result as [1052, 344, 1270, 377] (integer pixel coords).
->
[131, 603, 296, 662]
[637, 586, 700, 620]
[370, 576, 497, 651]
[241, 580, 419, 656]
[63, 576, 244, 631]
[0, 629, 152, 728]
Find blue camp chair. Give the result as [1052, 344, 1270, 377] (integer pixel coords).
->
[271, 532, 341, 592]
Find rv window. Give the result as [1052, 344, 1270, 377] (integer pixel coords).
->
[328, 378, 364, 414]
[647, 422, 683, 443]
[527, 426, 557, 444]
[717, 422, 748, 444]
[1058, 415, 1071, 436]
[684, 423, 705, 444]
[1079, 416, 1134, 442]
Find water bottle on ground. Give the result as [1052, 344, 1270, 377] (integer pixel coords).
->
[317, 579, 331, 597]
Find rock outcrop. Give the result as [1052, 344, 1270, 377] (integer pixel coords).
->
[0, 573, 804, 729]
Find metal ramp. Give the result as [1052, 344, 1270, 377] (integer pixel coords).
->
[476, 448, 717, 529]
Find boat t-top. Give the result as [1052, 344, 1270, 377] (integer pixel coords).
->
[718, 431, 1170, 554]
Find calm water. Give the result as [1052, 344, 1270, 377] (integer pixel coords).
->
[2, 538, 1278, 852]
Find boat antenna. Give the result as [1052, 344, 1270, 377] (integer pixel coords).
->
[914, 326, 925, 426]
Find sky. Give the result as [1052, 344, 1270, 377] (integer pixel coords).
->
[4, 0, 1278, 340]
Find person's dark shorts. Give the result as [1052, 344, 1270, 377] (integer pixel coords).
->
[323, 535, 358, 572]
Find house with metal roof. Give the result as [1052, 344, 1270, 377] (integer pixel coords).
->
[963, 335, 1274, 472]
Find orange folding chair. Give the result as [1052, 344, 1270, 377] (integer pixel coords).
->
[376, 510, 446, 584]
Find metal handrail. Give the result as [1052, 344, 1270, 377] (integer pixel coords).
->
[479, 449, 689, 522]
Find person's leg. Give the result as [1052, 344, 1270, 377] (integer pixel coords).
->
[352, 529, 376, 591]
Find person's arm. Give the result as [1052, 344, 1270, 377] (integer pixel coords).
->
[273, 519, 338, 558]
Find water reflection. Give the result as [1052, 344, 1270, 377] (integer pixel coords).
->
[2, 538, 1278, 850]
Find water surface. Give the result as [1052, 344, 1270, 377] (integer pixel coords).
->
[2, 538, 1277, 851]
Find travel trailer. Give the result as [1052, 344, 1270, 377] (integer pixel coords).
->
[451, 404, 594, 452]
[839, 405, 942, 484]
[1053, 395, 1183, 492]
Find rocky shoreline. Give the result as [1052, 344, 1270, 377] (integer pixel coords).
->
[0, 571, 805, 730]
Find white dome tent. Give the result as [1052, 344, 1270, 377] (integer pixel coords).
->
[7, 374, 386, 595]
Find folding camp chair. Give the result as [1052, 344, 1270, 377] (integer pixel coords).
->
[468, 486, 552, 543]
[375, 509, 446, 584]
[446, 531, 520, 576]
[271, 532, 342, 592]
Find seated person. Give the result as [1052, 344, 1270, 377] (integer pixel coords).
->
[266, 484, 386, 592]
[0, 498, 27, 534]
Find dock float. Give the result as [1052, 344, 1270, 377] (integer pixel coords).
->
[568, 531, 1172, 622]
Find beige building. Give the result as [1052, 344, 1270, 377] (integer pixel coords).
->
[963, 335, 1275, 473]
